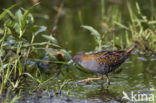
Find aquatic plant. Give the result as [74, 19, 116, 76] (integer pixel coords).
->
[82, 1, 156, 52]
[0, 3, 71, 98]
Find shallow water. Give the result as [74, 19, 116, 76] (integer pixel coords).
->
[14, 54, 156, 103]
[0, 0, 156, 103]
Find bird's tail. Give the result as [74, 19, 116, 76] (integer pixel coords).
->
[126, 42, 138, 54]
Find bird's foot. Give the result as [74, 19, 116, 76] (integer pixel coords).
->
[106, 74, 110, 88]
[78, 78, 93, 83]
[78, 77, 103, 83]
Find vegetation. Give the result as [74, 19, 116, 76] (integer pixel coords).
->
[0, 0, 156, 102]
[0, 3, 71, 101]
[82, 1, 156, 52]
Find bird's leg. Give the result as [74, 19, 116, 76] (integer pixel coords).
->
[79, 74, 103, 83]
[106, 74, 110, 88]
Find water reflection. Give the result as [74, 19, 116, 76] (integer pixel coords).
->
[85, 85, 122, 102]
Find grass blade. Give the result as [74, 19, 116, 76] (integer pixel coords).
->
[0, 4, 17, 21]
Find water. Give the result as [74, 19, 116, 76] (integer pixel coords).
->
[11, 54, 156, 103]
[0, 0, 156, 102]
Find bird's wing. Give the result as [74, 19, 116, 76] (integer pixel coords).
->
[95, 50, 127, 66]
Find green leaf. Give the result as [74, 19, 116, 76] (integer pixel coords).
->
[81, 25, 102, 50]
[34, 26, 47, 36]
[114, 21, 129, 30]
[42, 35, 58, 44]
[81, 25, 100, 36]
[10, 95, 21, 103]
[21, 3, 40, 30]
[0, 64, 9, 69]
[5, 9, 15, 20]
[45, 48, 57, 57]
[18, 60, 22, 76]
[15, 9, 23, 25]
[0, 4, 16, 21]
[22, 42, 60, 48]
[60, 49, 72, 61]
[14, 23, 21, 34]
[23, 73, 41, 84]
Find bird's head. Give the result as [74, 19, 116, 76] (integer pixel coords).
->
[72, 54, 83, 63]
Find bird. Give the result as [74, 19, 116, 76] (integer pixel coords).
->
[72, 44, 137, 86]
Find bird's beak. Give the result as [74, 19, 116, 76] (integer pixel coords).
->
[67, 59, 74, 65]
[68, 59, 78, 66]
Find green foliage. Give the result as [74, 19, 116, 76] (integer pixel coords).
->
[127, 2, 156, 51]
[0, 4, 71, 97]
[0, 1, 156, 102]
[81, 2, 156, 51]
[42, 35, 58, 45]
[0, 4, 17, 21]
[81, 25, 102, 50]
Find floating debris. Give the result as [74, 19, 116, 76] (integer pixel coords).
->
[152, 55, 156, 59]
[137, 57, 147, 61]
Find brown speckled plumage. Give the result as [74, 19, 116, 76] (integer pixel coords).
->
[72, 45, 137, 84]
